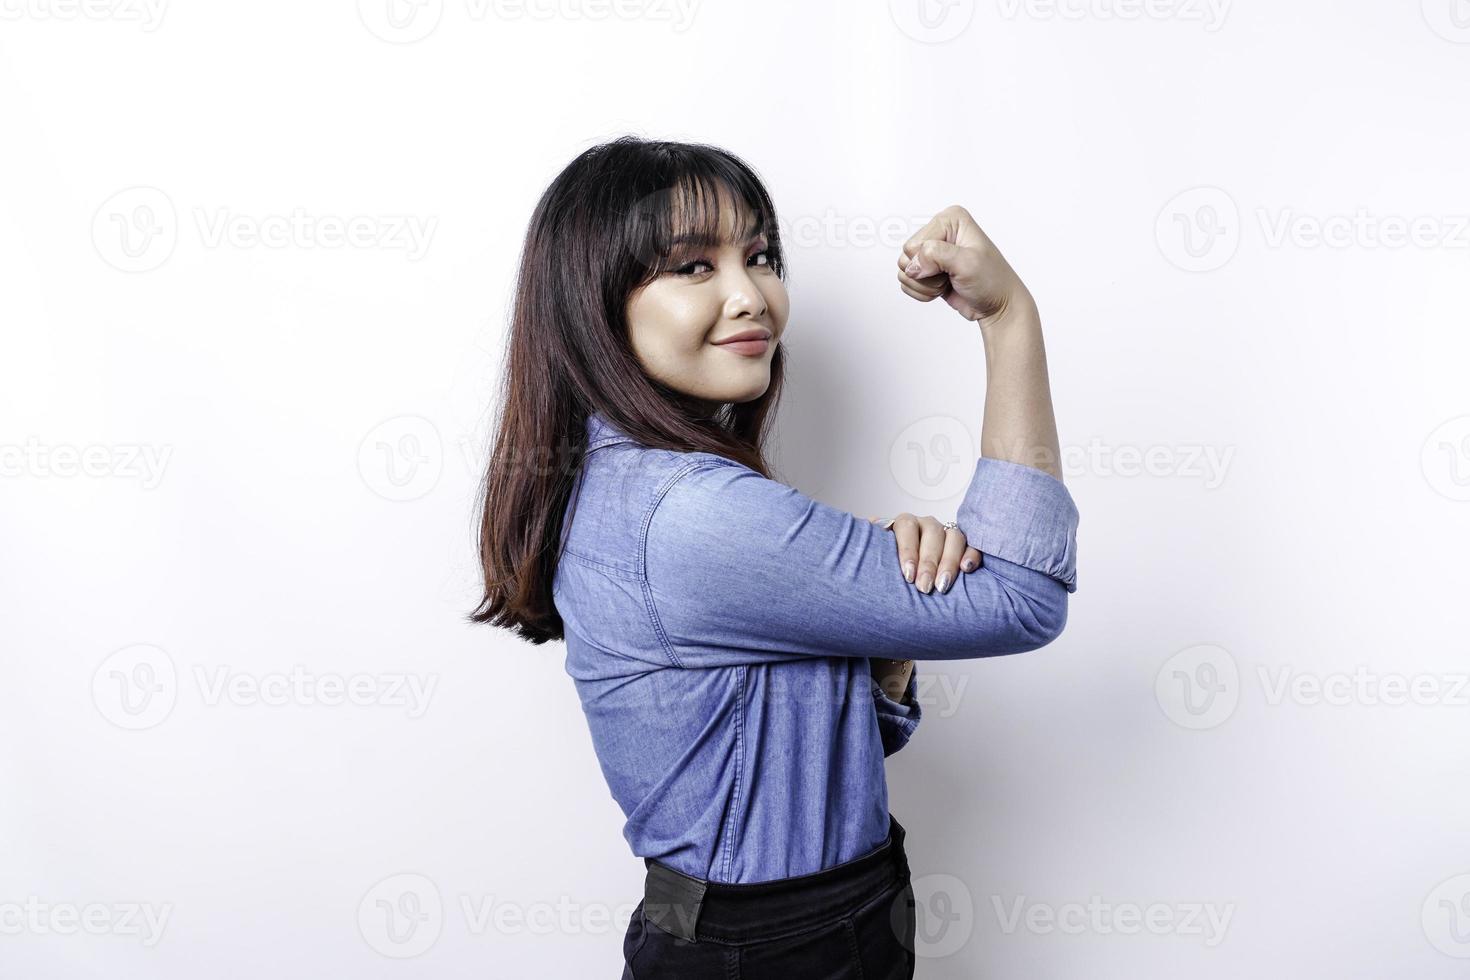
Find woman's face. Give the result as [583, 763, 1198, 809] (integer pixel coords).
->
[624, 196, 788, 414]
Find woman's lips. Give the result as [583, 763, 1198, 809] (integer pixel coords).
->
[714, 338, 770, 356]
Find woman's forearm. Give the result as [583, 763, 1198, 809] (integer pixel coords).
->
[978, 292, 1063, 481]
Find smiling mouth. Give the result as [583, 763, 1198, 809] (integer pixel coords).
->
[712, 337, 771, 357]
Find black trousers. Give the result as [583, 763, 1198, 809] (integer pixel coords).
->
[620, 813, 916, 979]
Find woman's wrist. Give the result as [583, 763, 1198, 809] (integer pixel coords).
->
[978, 287, 1040, 338]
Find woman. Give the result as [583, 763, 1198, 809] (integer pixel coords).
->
[471, 136, 1078, 978]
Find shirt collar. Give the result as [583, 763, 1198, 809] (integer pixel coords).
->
[586, 410, 638, 451]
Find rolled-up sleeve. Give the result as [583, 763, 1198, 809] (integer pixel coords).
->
[872, 664, 923, 757]
[961, 456, 1079, 593]
[642, 453, 1080, 669]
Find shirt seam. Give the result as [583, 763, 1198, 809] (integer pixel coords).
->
[560, 546, 639, 581]
[637, 455, 749, 880]
[719, 663, 747, 882]
[638, 457, 734, 669]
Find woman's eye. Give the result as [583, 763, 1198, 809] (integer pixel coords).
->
[671, 249, 770, 277]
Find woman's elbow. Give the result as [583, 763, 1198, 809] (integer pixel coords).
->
[973, 576, 1070, 656]
[1026, 582, 1069, 649]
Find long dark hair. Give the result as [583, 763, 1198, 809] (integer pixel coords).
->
[469, 135, 789, 643]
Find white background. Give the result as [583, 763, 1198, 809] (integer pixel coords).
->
[3, 1, 1469, 976]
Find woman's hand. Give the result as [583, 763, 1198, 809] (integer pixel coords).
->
[869, 514, 982, 594]
[896, 205, 1034, 326]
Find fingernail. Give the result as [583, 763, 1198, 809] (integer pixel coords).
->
[918, 573, 932, 593]
[903, 560, 915, 583]
[961, 559, 975, 572]
[905, 258, 921, 277]
[936, 572, 951, 592]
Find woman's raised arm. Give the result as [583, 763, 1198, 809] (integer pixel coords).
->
[640, 207, 1078, 670]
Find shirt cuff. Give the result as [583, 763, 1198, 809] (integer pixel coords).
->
[872, 664, 922, 756]
[956, 456, 1080, 593]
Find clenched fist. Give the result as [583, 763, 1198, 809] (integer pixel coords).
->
[896, 205, 1035, 326]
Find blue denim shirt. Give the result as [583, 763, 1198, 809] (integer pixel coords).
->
[554, 411, 1079, 884]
